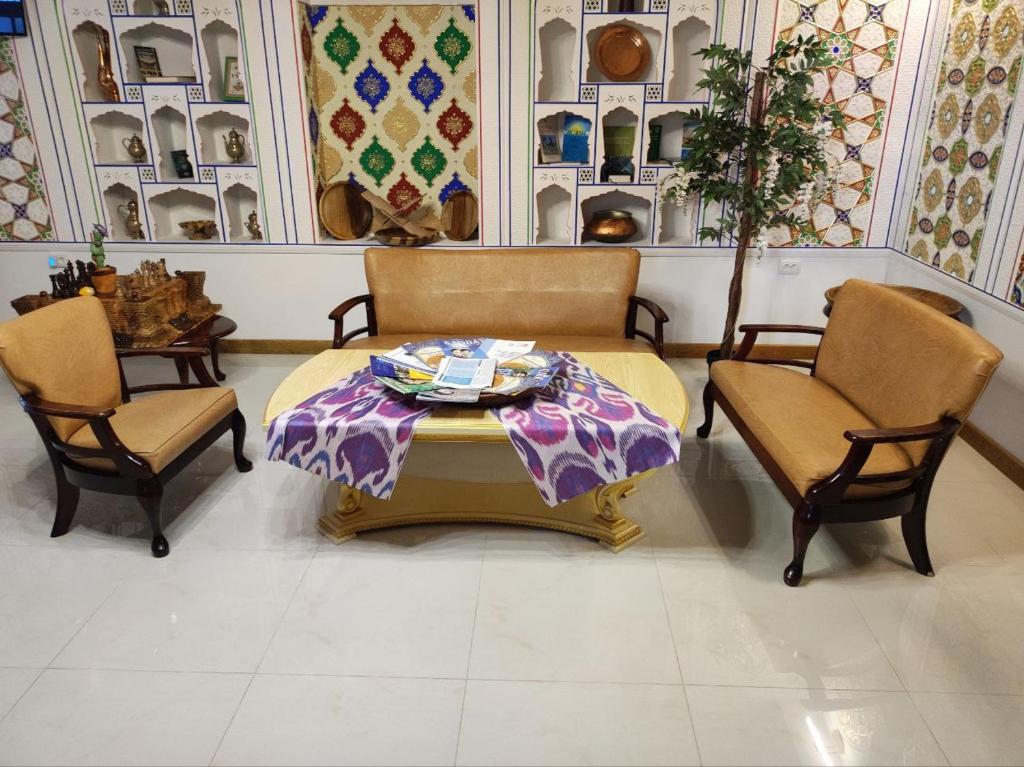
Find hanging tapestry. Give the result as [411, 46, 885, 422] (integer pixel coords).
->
[906, 0, 1024, 282]
[770, 0, 907, 247]
[299, 3, 478, 230]
[0, 37, 54, 241]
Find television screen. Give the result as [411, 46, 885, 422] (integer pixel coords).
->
[0, 0, 27, 36]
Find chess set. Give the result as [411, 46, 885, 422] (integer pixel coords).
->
[11, 259, 221, 348]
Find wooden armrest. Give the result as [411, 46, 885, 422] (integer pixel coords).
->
[626, 295, 669, 359]
[20, 393, 116, 420]
[329, 294, 377, 349]
[844, 419, 959, 445]
[737, 324, 826, 335]
[733, 324, 825, 364]
[629, 295, 669, 323]
[116, 346, 210, 358]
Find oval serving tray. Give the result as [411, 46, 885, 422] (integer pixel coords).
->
[594, 24, 651, 82]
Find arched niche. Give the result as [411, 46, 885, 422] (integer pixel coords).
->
[657, 196, 693, 244]
[150, 104, 188, 180]
[195, 110, 250, 163]
[72, 21, 115, 101]
[646, 110, 689, 163]
[201, 19, 239, 99]
[585, 20, 661, 82]
[536, 110, 592, 165]
[103, 183, 144, 240]
[537, 17, 577, 102]
[133, 0, 171, 14]
[221, 183, 259, 241]
[668, 17, 711, 101]
[148, 187, 218, 241]
[602, 105, 638, 158]
[119, 22, 195, 82]
[89, 110, 146, 163]
[535, 184, 572, 244]
[580, 189, 650, 243]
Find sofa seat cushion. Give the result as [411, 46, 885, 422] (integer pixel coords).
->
[710, 361, 913, 499]
[66, 388, 238, 473]
[344, 334, 656, 354]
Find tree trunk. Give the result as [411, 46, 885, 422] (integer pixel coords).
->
[717, 70, 767, 362]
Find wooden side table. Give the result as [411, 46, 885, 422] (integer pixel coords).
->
[170, 315, 237, 383]
[824, 285, 964, 320]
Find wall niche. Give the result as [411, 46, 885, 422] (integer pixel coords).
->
[646, 110, 690, 164]
[535, 184, 573, 244]
[537, 17, 578, 102]
[222, 183, 259, 242]
[72, 21, 117, 101]
[200, 19, 239, 100]
[195, 110, 250, 164]
[119, 22, 196, 83]
[668, 17, 711, 101]
[103, 183, 145, 241]
[150, 104, 189, 180]
[148, 187, 218, 241]
[88, 110, 146, 163]
[580, 189, 651, 244]
[584, 20, 662, 83]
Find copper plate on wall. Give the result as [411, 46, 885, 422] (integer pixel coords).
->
[594, 24, 651, 82]
[318, 181, 373, 240]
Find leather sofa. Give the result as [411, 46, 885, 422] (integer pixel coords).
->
[697, 279, 1003, 586]
[329, 247, 669, 357]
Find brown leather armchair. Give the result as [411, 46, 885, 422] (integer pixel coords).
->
[329, 247, 670, 358]
[696, 279, 1004, 586]
[0, 297, 252, 557]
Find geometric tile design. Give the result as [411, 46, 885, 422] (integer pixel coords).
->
[580, 84, 598, 103]
[0, 38, 54, 241]
[640, 167, 658, 184]
[645, 83, 663, 102]
[187, 85, 205, 102]
[771, 0, 906, 247]
[579, 166, 594, 184]
[905, 0, 1024, 283]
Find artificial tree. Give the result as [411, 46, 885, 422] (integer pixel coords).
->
[658, 35, 841, 362]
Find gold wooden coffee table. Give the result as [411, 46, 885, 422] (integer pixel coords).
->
[264, 350, 688, 551]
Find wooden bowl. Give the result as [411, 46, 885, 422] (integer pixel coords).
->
[374, 226, 440, 247]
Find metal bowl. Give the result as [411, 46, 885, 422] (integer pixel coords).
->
[584, 209, 638, 243]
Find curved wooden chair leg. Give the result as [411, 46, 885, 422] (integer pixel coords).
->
[50, 472, 80, 538]
[784, 503, 820, 587]
[696, 381, 715, 439]
[138, 481, 169, 558]
[231, 410, 253, 472]
[902, 502, 934, 577]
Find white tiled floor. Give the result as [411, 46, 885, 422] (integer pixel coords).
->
[0, 354, 1023, 766]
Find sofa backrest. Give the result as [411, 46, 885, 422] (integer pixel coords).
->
[0, 296, 122, 442]
[815, 279, 1003, 463]
[364, 247, 641, 337]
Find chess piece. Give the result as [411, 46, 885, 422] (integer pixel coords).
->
[117, 200, 145, 239]
[122, 134, 147, 163]
[74, 259, 91, 288]
[223, 128, 246, 163]
[49, 274, 60, 297]
[244, 210, 263, 240]
[96, 28, 120, 102]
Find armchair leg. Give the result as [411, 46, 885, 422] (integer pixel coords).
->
[138, 482, 169, 558]
[696, 381, 715, 439]
[231, 410, 253, 472]
[902, 498, 935, 577]
[50, 472, 80, 538]
[784, 503, 820, 587]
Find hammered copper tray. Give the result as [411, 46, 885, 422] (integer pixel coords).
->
[595, 24, 651, 81]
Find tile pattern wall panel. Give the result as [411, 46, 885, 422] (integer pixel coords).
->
[300, 4, 478, 222]
[771, 0, 906, 247]
[905, 0, 1024, 282]
[0, 38, 54, 241]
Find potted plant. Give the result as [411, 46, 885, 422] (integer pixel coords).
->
[89, 223, 118, 295]
[658, 36, 841, 364]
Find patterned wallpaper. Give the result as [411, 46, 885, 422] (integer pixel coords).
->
[771, 0, 906, 247]
[0, 38, 53, 242]
[906, 0, 1024, 282]
[299, 3, 478, 224]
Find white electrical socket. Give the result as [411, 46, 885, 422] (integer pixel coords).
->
[778, 258, 801, 275]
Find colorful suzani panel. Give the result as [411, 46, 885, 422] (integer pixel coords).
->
[0, 37, 54, 241]
[300, 3, 478, 227]
[906, 0, 1024, 282]
[771, 0, 907, 247]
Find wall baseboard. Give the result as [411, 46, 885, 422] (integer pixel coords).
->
[959, 422, 1024, 492]
[221, 339, 821, 360]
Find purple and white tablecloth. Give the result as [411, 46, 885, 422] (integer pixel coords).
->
[267, 355, 681, 505]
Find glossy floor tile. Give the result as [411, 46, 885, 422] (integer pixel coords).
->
[0, 355, 1022, 766]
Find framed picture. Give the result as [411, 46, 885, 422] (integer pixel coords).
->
[133, 45, 162, 81]
[222, 56, 245, 101]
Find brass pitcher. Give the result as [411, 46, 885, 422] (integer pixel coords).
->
[121, 134, 147, 163]
[116, 200, 145, 240]
[223, 128, 246, 163]
[95, 28, 120, 102]
[244, 210, 263, 240]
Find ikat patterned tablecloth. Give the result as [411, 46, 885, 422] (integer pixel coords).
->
[266, 355, 682, 506]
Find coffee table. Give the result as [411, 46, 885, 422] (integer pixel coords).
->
[264, 350, 688, 551]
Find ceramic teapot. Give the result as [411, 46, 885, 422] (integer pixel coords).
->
[121, 134, 147, 162]
[223, 128, 246, 163]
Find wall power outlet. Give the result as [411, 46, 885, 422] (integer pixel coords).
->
[778, 258, 802, 275]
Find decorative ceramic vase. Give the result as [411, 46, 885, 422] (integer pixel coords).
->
[584, 209, 638, 243]
[223, 129, 246, 163]
[91, 266, 118, 296]
[122, 134, 147, 162]
[117, 200, 145, 240]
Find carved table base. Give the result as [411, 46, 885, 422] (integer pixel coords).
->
[318, 474, 650, 552]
